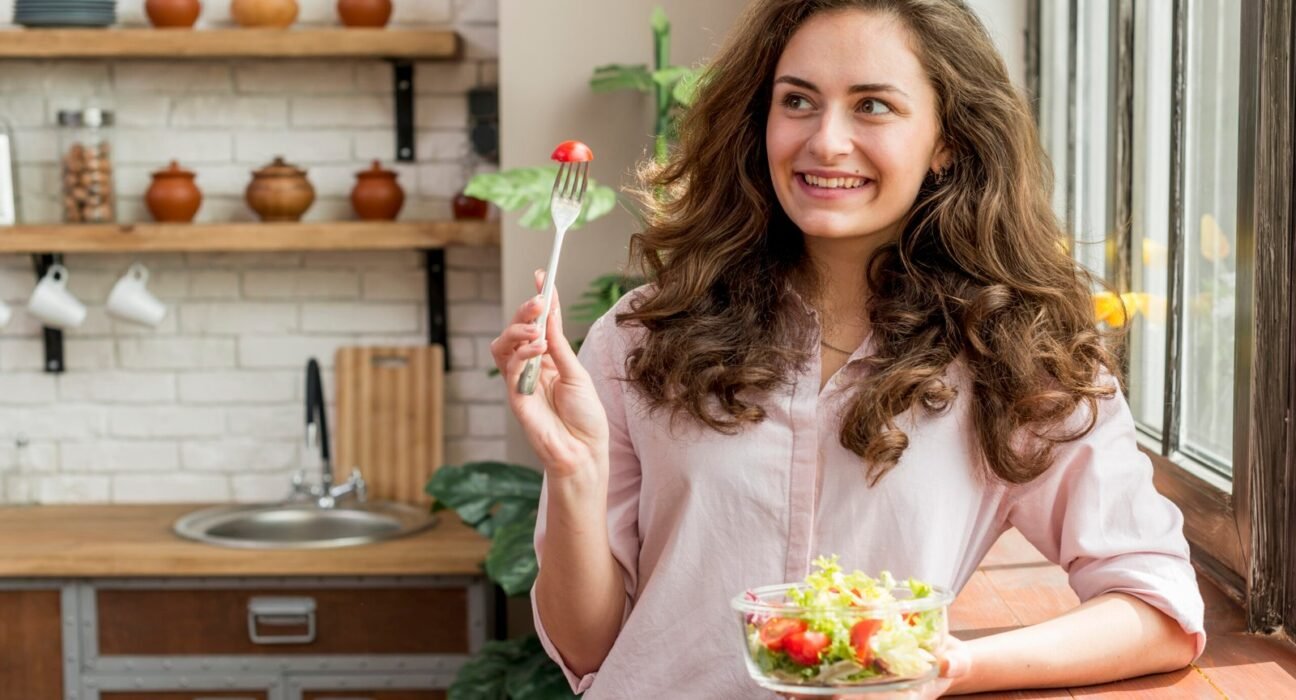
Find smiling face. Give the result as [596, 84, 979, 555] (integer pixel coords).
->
[766, 9, 949, 245]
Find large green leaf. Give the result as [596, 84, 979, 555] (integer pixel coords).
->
[671, 68, 704, 107]
[505, 636, 578, 699]
[426, 461, 542, 538]
[464, 168, 619, 231]
[448, 639, 525, 700]
[449, 636, 575, 700]
[486, 519, 540, 596]
[589, 63, 654, 93]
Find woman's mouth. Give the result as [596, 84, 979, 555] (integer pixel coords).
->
[795, 172, 874, 199]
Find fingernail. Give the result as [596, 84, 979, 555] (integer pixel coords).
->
[531, 339, 546, 349]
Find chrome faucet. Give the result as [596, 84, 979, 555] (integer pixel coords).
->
[291, 357, 366, 509]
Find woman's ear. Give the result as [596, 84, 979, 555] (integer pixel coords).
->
[930, 138, 952, 175]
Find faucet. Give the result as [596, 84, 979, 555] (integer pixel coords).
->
[292, 357, 366, 509]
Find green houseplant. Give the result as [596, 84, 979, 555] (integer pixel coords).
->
[463, 7, 702, 230]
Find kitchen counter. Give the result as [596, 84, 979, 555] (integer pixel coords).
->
[0, 504, 490, 578]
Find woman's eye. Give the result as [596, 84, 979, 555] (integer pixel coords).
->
[859, 98, 892, 115]
[781, 94, 811, 110]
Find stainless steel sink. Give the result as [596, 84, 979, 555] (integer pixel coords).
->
[173, 501, 438, 549]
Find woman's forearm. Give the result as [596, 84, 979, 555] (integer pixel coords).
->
[534, 463, 627, 677]
[948, 592, 1198, 695]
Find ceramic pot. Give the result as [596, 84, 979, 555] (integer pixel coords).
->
[337, 0, 391, 27]
[145, 0, 202, 28]
[246, 156, 314, 222]
[350, 160, 405, 220]
[452, 189, 489, 220]
[145, 160, 202, 222]
[230, 0, 298, 27]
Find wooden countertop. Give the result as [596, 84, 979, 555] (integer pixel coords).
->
[0, 505, 491, 578]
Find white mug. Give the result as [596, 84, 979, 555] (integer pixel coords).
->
[27, 263, 85, 329]
[106, 262, 166, 327]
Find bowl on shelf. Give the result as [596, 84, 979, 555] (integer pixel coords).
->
[14, 0, 116, 27]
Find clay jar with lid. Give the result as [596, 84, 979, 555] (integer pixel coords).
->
[145, 161, 202, 222]
[230, 0, 298, 27]
[337, 0, 391, 27]
[246, 156, 314, 222]
[145, 0, 201, 28]
[350, 160, 405, 220]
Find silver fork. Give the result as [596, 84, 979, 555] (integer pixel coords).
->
[517, 160, 589, 395]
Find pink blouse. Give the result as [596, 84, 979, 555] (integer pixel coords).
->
[531, 290, 1206, 698]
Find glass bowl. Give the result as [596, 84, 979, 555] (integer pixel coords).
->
[731, 581, 954, 696]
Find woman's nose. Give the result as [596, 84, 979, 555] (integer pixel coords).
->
[806, 109, 854, 161]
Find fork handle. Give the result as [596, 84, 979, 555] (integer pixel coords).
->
[517, 226, 567, 395]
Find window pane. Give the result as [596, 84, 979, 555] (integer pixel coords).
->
[1128, 0, 1174, 436]
[1179, 0, 1240, 473]
[1071, 0, 1111, 280]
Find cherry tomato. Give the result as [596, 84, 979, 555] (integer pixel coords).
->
[782, 630, 830, 666]
[551, 140, 594, 162]
[849, 618, 883, 665]
[757, 617, 806, 652]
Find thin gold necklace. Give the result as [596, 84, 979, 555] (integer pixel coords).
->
[820, 339, 854, 355]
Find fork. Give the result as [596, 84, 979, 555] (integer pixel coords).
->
[516, 160, 589, 395]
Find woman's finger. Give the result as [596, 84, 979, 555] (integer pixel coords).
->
[489, 322, 542, 370]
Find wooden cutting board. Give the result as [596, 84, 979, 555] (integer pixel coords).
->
[334, 345, 444, 505]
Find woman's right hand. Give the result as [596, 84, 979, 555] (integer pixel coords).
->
[491, 270, 610, 480]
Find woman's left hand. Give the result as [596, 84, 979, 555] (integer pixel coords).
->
[780, 636, 972, 699]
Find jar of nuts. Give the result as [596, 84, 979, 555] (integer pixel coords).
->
[57, 108, 116, 224]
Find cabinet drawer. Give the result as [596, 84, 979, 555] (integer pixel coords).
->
[303, 693, 446, 700]
[101, 693, 268, 700]
[0, 590, 63, 699]
[97, 587, 468, 655]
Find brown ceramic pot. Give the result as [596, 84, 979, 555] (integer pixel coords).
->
[337, 0, 391, 27]
[453, 189, 489, 220]
[145, 0, 202, 28]
[230, 0, 298, 27]
[246, 156, 314, 222]
[350, 160, 405, 220]
[145, 161, 203, 222]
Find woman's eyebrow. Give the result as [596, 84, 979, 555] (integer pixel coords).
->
[773, 75, 910, 99]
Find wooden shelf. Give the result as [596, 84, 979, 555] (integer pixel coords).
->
[0, 27, 460, 59]
[0, 220, 499, 253]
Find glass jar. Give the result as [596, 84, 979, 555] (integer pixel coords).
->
[57, 108, 116, 224]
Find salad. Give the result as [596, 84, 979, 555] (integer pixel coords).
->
[732, 555, 951, 693]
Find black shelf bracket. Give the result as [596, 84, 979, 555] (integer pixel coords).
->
[424, 249, 449, 370]
[31, 253, 64, 374]
[391, 60, 416, 163]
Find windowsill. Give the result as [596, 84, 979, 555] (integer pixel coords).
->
[1134, 430, 1233, 493]
[954, 528, 1296, 697]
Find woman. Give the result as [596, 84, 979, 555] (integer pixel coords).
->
[492, 0, 1204, 697]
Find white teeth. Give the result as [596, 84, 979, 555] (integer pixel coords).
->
[803, 174, 867, 189]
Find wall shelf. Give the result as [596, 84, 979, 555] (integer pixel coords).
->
[0, 220, 498, 253]
[0, 28, 459, 59]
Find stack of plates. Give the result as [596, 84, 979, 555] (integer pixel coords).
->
[14, 0, 117, 28]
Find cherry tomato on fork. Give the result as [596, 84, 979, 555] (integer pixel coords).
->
[551, 140, 594, 162]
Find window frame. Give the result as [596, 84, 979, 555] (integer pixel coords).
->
[1029, 0, 1295, 634]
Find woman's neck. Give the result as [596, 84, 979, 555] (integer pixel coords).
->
[800, 227, 894, 329]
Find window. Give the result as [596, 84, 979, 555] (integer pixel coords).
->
[1033, 0, 1296, 635]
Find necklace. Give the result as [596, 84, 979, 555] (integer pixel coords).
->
[820, 339, 854, 355]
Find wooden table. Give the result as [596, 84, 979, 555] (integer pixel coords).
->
[955, 529, 1296, 698]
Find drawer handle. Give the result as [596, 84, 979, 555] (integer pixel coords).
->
[247, 595, 316, 645]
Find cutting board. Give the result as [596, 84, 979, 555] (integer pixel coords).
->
[334, 345, 444, 505]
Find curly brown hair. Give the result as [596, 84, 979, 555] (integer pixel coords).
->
[618, 0, 1120, 486]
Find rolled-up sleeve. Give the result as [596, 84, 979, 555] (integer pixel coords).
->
[530, 304, 643, 693]
[1005, 379, 1206, 659]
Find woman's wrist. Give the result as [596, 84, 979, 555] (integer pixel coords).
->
[545, 457, 610, 532]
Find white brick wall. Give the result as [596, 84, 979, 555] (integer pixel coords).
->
[0, 0, 505, 504]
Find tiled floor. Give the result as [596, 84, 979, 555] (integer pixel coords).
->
[952, 529, 1296, 698]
